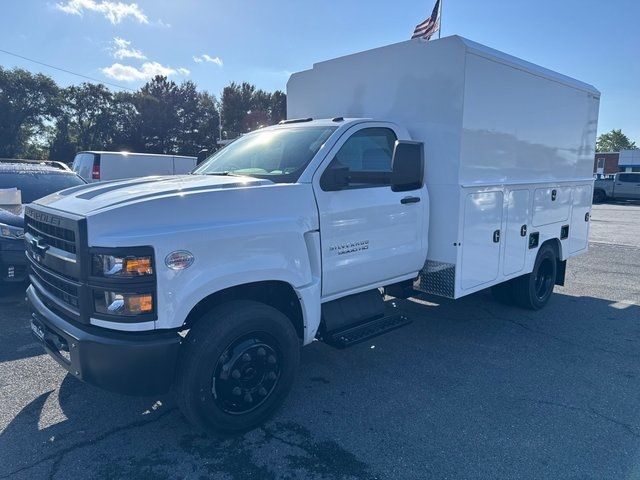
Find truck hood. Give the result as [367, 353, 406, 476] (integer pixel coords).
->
[35, 174, 273, 216]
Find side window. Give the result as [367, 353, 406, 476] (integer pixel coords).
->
[334, 127, 397, 174]
[619, 174, 634, 183]
[321, 127, 397, 190]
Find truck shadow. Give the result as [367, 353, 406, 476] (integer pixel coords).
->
[1, 289, 639, 479]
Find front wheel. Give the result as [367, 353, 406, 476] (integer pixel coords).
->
[593, 189, 607, 203]
[175, 300, 300, 434]
[512, 244, 558, 310]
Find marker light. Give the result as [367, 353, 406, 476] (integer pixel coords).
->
[165, 251, 194, 270]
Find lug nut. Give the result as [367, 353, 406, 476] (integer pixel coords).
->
[242, 353, 251, 362]
[244, 393, 253, 403]
[232, 387, 242, 396]
[231, 369, 241, 379]
[267, 355, 276, 364]
[258, 387, 267, 396]
[257, 347, 266, 357]
[267, 372, 277, 380]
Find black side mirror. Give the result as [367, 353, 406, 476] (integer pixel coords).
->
[320, 164, 350, 191]
[391, 141, 424, 192]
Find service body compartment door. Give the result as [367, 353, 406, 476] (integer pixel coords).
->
[503, 189, 530, 275]
[532, 186, 572, 227]
[569, 184, 592, 253]
[461, 191, 504, 290]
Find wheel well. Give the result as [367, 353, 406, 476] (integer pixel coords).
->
[182, 281, 304, 339]
[541, 238, 561, 259]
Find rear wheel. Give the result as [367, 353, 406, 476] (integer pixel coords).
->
[175, 300, 300, 434]
[512, 244, 557, 310]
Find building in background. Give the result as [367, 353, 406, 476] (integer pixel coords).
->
[593, 152, 620, 177]
[619, 149, 640, 172]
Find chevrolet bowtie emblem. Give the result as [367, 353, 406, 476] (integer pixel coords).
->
[30, 236, 49, 254]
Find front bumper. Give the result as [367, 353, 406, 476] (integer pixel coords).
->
[26, 285, 181, 396]
[0, 243, 27, 282]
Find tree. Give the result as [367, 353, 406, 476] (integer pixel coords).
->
[133, 76, 181, 153]
[270, 91, 286, 124]
[596, 129, 637, 152]
[0, 67, 59, 158]
[49, 114, 76, 162]
[61, 83, 117, 152]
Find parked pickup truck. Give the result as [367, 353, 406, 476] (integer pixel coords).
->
[25, 36, 599, 433]
[593, 172, 640, 203]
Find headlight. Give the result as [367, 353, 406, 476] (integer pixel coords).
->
[92, 254, 153, 277]
[94, 291, 154, 316]
[0, 223, 24, 240]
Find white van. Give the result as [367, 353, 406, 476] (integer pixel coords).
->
[72, 151, 197, 182]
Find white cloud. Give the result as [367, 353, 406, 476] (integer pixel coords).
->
[111, 37, 146, 60]
[102, 61, 190, 82]
[55, 0, 149, 24]
[193, 54, 223, 67]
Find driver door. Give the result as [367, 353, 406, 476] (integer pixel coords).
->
[312, 124, 426, 299]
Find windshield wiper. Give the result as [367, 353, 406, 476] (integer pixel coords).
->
[203, 171, 232, 176]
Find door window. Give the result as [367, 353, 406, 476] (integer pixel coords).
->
[619, 173, 640, 183]
[323, 127, 397, 189]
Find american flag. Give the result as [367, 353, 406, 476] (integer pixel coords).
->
[411, 0, 441, 41]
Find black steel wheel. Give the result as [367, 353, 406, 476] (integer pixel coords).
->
[512, 243, 557, 310]
[593, 189, 606, 204]
[212, 333, 282, 415]
[175, 300, 300, 434]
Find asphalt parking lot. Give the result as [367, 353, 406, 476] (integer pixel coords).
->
[1, 202, 639, 480]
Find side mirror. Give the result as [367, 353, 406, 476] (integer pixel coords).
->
[391, 141, 424, 192]
[320, 164, 350, 191]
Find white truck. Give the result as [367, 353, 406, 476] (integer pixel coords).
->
[25, 36, 599, 433]
[72, 151, 197, 183]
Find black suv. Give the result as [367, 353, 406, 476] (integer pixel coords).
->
[0, 162, 85, 283]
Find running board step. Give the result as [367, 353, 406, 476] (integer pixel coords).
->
[324, 313, 411, 348]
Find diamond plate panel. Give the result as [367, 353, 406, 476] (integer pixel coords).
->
[414, 260, 456, 298]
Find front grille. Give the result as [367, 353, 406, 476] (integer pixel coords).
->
[25, 215, 76, 254]
[30, 260, 80, 309]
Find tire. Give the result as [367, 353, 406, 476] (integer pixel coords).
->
[175, 300, 300, 434]
[491, 279, 516, 305]
[593, 189, 606, 204]
[512, 244, 557, 310]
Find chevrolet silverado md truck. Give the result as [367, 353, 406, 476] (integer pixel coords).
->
[25, 37, 599, 433]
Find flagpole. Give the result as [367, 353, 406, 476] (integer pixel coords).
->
[438, 0, 443, 38]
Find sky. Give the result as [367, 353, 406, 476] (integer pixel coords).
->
[1, 0, 638, 141]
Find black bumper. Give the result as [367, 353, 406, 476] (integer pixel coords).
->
[0, 248, 28, 282]
[26, 285, 181, 396]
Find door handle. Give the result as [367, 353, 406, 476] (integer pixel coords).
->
[493, 230, 501, 243]
[401, 196, 421, 204]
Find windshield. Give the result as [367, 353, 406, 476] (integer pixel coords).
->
[193, 126, 337, 182]
[0, 172, 85, 204]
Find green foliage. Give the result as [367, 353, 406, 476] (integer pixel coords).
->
[0, 68, 286, 162]
[0, 67, 59, 158]
[596, 129, 637, 152]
